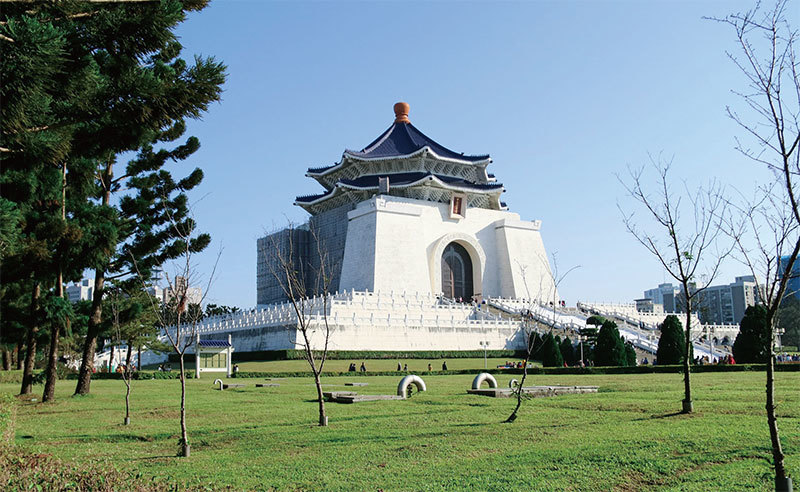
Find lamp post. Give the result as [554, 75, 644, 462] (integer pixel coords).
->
[775, 327, 785, 356]
[479, 340, 489, 369]
[704, 325, 714, 362]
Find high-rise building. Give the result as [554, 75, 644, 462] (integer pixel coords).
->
[643, 276, 758, 324]
[779, 256, 800, 300]
[147, 276, 202, 306]
[66, 279, 94, 302]
[643, 283, 680, 313]
[695, 276, 758, 325]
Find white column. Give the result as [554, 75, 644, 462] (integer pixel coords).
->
[195, 333, 200, 379]
[227, 334, 233, 377]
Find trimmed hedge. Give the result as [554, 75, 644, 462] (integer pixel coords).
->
[168, 349, 527, 364]
[64, 371, 194, 380]
[231, 363, 799, 379]
[4, 362, 797, 382]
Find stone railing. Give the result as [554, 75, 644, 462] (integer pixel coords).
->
[162, 290, 518, 338]
[488, 297, 588, 334]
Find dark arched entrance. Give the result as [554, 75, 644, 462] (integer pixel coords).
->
[441, 242, 473, 301]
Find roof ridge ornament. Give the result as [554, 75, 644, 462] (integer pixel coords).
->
[394, 102, 410, 123]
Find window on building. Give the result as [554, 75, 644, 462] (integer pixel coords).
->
[450, 193, 466, 219]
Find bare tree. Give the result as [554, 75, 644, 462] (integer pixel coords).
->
[619, 156, 732, 413]
[134, 215, 218, 457]
[505, 253, 578, 423]
[263, 223, 333, 426]
[107, 285, 158, 426]
[107, 286, 133, 426]
[710, 2, 800, 488]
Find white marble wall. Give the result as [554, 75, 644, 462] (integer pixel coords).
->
[339, 195, 557, 300]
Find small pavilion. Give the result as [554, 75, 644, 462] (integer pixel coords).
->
[194, 334, 233, 378]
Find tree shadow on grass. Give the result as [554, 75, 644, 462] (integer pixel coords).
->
[632, 411, 685, 421]
[129, 454, 178, 461]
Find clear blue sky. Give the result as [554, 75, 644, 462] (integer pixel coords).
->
[169, 0, 788, 308]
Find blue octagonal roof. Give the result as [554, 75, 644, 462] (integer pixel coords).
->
[344, 121, 490, 163]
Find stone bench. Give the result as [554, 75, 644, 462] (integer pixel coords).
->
[330, 394, 404, 403]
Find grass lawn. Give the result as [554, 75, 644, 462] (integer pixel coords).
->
[2, 370, 798, 491]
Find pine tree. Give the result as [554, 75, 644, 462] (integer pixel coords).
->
[594, 320, 626, 366]
[657, 315, 685, 365]
[541, 333, 564, 367]
[2, 2, 225, 398]
[624, 342, 637, 367]
[733, 305, 770, 363]
[559, 336, 576, 366]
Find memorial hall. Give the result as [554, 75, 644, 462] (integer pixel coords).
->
[143, 103, 562, 364]
[257, 102, 557, 307]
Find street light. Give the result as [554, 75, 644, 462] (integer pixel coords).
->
[479, 340, 489, 369]
[775, 327, 786, 355]
[704, 325, 715, 362]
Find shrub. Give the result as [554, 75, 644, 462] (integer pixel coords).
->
[624, 342, 637, 367]
[733, 305, 770, 363]
[541, 333, 564, 367]
[657, 315, 685, 365]
[559, 337, 576, 366]
[594, 320, 626, 366]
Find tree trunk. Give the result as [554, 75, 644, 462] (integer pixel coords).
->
[137, 345, 141, 371]
[109, 344, 115, 372]
[506, 324, 534, 423]
[14, 340, 23, 370]
[44, 164, 69, 403]
[1, 348, 9, 371]
[313, 370, 328, 426]
[123, 343, 132, 425]
[681, 296, 693, 414]
[41, 320, 60, 402]
[178, 354, 190, 456]
[766, 321, 789, 490]
[74, 271, 106, 394]
[74, 163, 111, 396]
[20, 283, 40, 396]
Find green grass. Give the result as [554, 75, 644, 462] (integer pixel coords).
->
[2, 371, 798, 491]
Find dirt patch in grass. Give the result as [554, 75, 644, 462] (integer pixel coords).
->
[613, 470, 665, 491]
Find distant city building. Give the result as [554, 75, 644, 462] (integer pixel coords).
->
[643, 283, 680, 313]
[145, 285, 164, 302]
[147, 276, 202, 306]
[779, 255, 800, 300]
[642, 276, 758, 325]
[696, 276, 758, 325]
[66, 279, 93, 302]
[634, 298, 665, 315]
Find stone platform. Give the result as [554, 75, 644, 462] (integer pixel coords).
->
[467, 385, 598, 398]
[323, 391, 404, 404]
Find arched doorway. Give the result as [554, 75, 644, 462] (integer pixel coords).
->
[441, 242, 474, 300]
